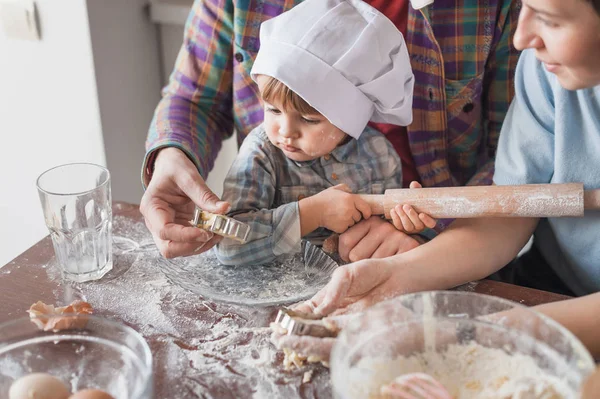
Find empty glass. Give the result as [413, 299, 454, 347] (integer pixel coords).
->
[36, 163, 112, 282]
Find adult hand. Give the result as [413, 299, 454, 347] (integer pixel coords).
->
[295, 257, 407, 316]
[140, 147, 230, 258]
[270, 313, 357, 363]
[338, 217, 422, 263]
[273, 295, 423, 363]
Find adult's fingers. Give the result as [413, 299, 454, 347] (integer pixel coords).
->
[338, 221, 371, 262]
[159, 223, 214, 243]
[347, 233, 381, 262]
[394, 234, 420, 254]
[151, 231, 221, 258]
[140, 197, 176, 237]
[175, 171, 230, 214]
[315, 260, 391, 315]
[371, 240, 401, 259]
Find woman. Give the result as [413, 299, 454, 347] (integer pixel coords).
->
[294, 0, 600, 358]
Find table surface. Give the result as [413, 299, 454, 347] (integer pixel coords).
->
[0, 202, 571, 398]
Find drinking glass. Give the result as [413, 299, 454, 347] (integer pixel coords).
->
[36, 163, 112, 282]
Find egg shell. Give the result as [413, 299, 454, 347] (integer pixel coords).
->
[68, 389, 115, 399]
[9, 373, 70, 399]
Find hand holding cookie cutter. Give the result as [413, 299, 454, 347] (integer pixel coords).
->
[274, 308, 338, 338]
[190, 207, 251, 243]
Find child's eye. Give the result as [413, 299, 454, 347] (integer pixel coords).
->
[266, 107, 281, 115]
[301, 116, 322, 124]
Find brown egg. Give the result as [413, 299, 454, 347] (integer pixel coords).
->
[9, 373, 70, 399]
[68, 389, 115, 399]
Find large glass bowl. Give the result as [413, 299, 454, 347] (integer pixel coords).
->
[0, 314, 152, 398]
[331, 291, 594, 399]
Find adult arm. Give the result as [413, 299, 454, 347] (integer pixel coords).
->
[140, 0, 236, 257]
[142, 0, 236, 183]
[533, 293, 600, 358]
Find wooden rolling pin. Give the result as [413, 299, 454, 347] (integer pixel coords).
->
[358, 183, 600, 219]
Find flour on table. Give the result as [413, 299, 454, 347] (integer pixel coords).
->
[41, 215, 330, 398]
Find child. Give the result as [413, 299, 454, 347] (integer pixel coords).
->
[215, 0, 435, 265]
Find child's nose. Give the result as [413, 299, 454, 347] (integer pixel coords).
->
[279, 119, 298, 138]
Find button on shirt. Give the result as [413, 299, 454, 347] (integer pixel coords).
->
[215, 125, 403, 265]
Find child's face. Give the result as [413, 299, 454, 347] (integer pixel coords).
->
[514, 0, 600, 90]
[256, 76, 348, 162]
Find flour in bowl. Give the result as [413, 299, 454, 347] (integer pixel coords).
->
[347, 341, 573, 399]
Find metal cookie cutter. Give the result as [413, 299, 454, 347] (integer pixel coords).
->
[274, 308, 338, 338]
[190, 207, 251, 243]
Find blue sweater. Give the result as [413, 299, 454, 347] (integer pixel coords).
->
[494, 49, 600, 295]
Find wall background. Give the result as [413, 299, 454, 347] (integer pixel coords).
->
[0, 0, 237, 266]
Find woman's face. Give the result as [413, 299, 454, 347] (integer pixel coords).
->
[514, 0, 600, 90]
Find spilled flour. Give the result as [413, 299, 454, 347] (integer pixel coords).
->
[41, 214, 330, 398]
[344, 341, 575, 399]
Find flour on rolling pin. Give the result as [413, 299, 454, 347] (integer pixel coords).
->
[377, 183, 587, 219]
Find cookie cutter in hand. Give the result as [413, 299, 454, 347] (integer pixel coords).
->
[190, 207, 250, 243]
[274, 308, 338, 338]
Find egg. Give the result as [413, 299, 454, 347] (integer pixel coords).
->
[9, 373, 70, 399]
[68, 389, 114, 399]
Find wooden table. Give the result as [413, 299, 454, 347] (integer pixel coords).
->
[0, 202, 570, 398]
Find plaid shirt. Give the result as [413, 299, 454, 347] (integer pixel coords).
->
[214, 125, 403, 265]
[144, 0, 520, 232]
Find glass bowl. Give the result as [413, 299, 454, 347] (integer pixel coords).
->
[0, 314, 152, 398]
[331, 291, 595, 399]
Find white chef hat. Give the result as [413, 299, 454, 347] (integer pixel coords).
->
[251, 0, 414, 139]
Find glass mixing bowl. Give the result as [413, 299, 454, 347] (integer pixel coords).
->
[331, 291, 594, 399]
[0, 314, 152, 398]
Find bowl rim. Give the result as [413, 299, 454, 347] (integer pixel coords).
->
[0, 313, 153, 398]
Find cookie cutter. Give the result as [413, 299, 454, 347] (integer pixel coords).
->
[190, 207, 251, 243]
[274, 308, 338, 338]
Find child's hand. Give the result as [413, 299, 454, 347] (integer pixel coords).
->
[304, 184, 372, 234]
[390, 181, 437, 233]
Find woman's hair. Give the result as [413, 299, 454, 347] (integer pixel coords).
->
[260, 76, 319, 115]
[589, 0, 600, 14]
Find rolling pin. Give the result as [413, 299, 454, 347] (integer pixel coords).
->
[358, 183, 600, 219]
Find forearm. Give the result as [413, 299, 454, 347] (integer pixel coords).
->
[143, 0, 235, 186]
[394, 217, 538, 291]
[533, 293, 600, 358]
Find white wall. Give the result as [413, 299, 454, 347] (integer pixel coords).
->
[86, 0, 162, 205]
[0, 0, 106, 266]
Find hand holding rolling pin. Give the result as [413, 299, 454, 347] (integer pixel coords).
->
[388, 181, 437, 233]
